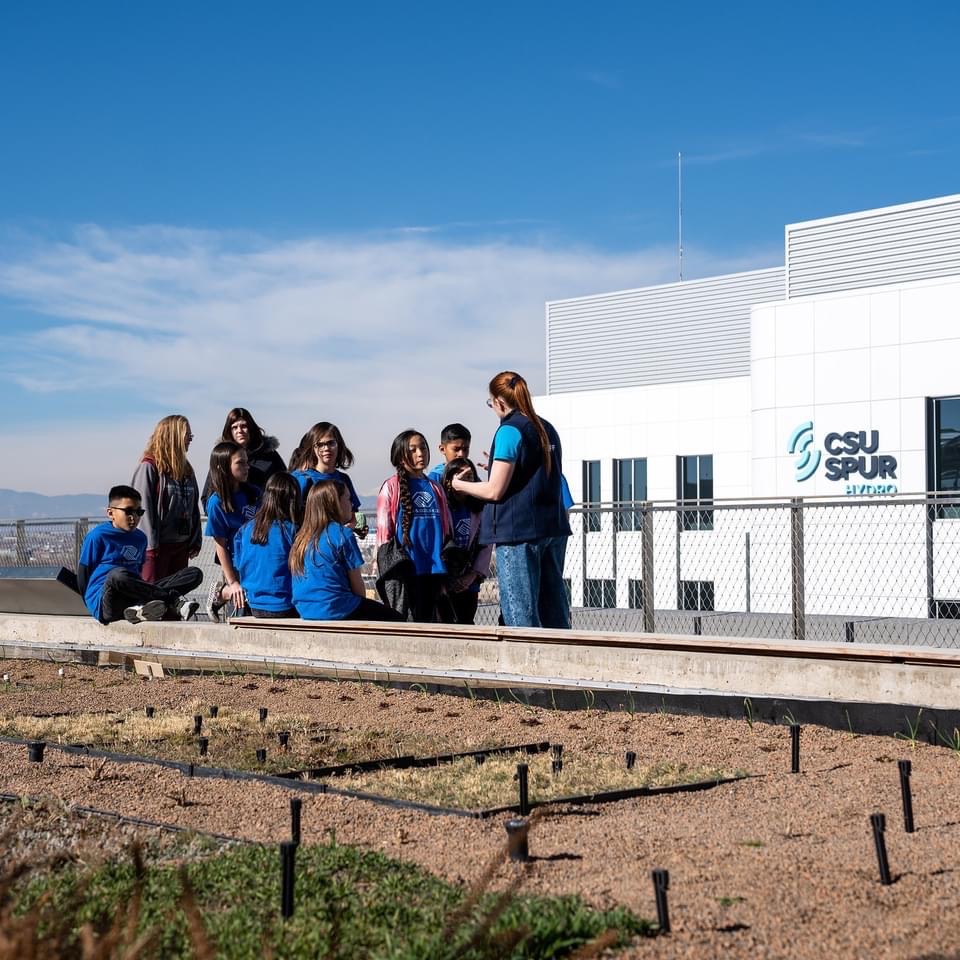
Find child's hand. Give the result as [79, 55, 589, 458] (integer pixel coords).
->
[450, 572, 478, 593]
[225, 581, 246, 608]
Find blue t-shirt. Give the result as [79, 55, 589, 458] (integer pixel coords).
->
[560, 473, 574, 510]
[427, 463, 446, 484]
[205, 486, 261, 558]
[491, 424, 523, 462]
[395, 477, 446, 576]
[79, 523, 148, 621]
[234, 519, 296, 612]
[292, 522, 363, 620]
[450, 504, 481, 594]
[291, 469, 361, 510]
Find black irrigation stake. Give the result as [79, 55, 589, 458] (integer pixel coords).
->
[898, 760, 915, 834]
[515, 763, 530, 816]
[551, 758, 563, 776]
[551, 743, 563, 760]
[193, 715, 203, 735]
[257, 748, 267, 764]
[209, 705, 219, 719]
[790, 724, 801, 774]
[625, 750, 637, 770]
[278, 731, 290, 749]
[474, 753, 486, 766]
[259, 707, 268, 723]
[504, 817, 530, 862]
[290, 797, 302, 845]
[145, 706, 155, 719]
[185, 763, 194, 778]
[870, 813, 893, 885]
[280, 841, 296, 919]
[652, 869, 671, 934]
[27, 741, 45, 763]
[198, 737, 209, 757]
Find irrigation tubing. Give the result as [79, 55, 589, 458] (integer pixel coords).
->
[0, 791, 250, 845]
[0, 735, 749, 819]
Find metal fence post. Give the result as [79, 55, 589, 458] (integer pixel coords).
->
[790, 497, 805, 642]
[745, 531, 752, 613]
[73, 519, 88, 571]
[15, 520, 27, 566]
[641, 501, 655, 633]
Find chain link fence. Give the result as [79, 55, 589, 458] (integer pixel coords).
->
[4, 495, 960, 646]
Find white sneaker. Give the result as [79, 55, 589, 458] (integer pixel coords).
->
[205, 577, 226, 623]
[178, 600, 200, 622]
[124, 600, 168, 624]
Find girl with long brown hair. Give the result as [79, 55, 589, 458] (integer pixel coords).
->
[234, 471, 302, 618]
[289, 421, 366, 536]
[452, 371, 571, 628]
[201, 407, 286, 506]
[375, 430, 453, 621]
[131, 414, 202, 584]
[291, 481, 400, 621]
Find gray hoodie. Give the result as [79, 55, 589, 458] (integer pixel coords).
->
[131, 458, 202, 553]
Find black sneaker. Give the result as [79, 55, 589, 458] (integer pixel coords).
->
[124, 600, 168, 624]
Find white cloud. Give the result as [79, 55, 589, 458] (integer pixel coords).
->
[0, 225, 776, 496]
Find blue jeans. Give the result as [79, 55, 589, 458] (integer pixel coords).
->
[496, 536, 570, 629]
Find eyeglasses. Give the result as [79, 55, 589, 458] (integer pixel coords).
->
[316, 440, 338, 449]
[486, 399, 494, 409]
[110, 507, 146, 518]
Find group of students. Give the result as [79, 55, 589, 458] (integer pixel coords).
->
[78, 370, 573, 631]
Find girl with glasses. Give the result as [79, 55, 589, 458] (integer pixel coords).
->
[452, 371, 571, 629]
[288, 422, 366, 536]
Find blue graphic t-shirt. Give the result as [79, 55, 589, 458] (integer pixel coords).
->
[79, 523, 148, 621]
[205, 486, 261, 559]
[291, 469, 361, 510]
[234, 519, 296, 613]
[292, 522, 364, 620]
[427, 463, 446, 484]
[450, 504, 481, 594]
[395, 477, 446, 576]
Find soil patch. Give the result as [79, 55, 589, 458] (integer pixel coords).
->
[0, 659, 958, 958]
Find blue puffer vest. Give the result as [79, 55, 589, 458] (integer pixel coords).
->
[478, 410, 572, 546]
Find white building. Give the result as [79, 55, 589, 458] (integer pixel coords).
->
[537, 194, 960, 643]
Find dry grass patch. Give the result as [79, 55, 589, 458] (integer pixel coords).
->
[0, 707, 462, 774]
[340, 751, 745, 810]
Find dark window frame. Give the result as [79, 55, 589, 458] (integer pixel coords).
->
[613, 458, 648, 532]
[676, 454, 714, 531]
[582, 460, 601, 533]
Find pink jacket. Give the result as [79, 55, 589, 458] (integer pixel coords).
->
[376, 474, 453, 547]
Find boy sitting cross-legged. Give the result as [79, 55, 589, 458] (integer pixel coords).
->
[77, 485, 204, 624]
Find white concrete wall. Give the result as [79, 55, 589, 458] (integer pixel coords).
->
[751, 274, 960, 498]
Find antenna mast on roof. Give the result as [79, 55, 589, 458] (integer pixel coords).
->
[678, 151, 683, 282]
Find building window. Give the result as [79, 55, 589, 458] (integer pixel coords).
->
[628, 578, 644, 610]
[582, 460, 601, 532]
[584, 578, 615, 608]
[679, 579, 714, 611]
[677, 454, 714, 531]
[927, 396, 960, 518]
[614, 458, 647, 532]
[933, 599, 960, 620]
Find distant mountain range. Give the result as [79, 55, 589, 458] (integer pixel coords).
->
[0, 489, 107, 520]
[0, 488, 382, 520]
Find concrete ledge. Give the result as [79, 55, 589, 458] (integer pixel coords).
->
[1, 613, 958, 711]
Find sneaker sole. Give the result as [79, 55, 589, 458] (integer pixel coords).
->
[139, 600, 169, 622]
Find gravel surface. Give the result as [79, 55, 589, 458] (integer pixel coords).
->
[1, 659, 958, 958]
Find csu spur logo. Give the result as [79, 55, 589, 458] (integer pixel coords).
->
[788, 421, 821, 482]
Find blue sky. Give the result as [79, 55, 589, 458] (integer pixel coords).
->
[1, 1, 958, 495]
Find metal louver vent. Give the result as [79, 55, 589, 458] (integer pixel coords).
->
[546, 268, 784, 395]
[786, 194, 960, 299]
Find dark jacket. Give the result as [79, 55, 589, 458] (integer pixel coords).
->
[201, 436, 286, 507]
[131, 458, 202, 553]
[478, 411, 572, 546]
